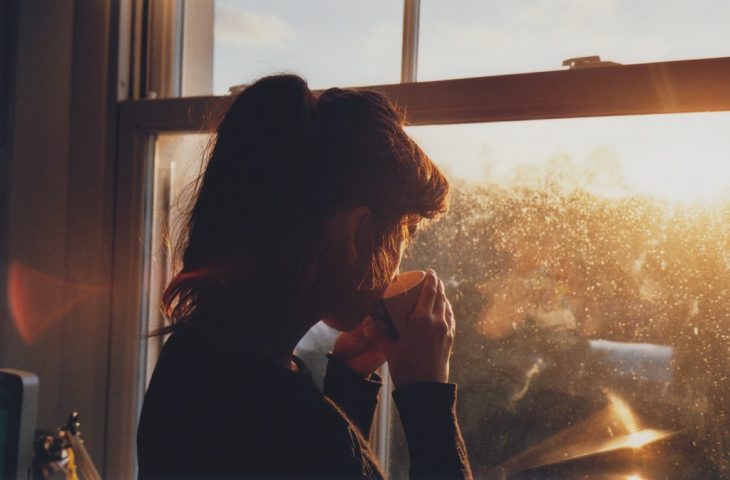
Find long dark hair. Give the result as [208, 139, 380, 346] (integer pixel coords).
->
[159, 74, 448, 338]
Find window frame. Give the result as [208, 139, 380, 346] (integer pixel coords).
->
[108, 55, 730, 478]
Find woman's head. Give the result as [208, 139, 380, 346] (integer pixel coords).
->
[162, 74, 448, 337]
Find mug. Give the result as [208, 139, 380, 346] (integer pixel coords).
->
[371, 270, 426, 339]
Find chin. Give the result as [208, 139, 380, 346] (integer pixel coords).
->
[321, 286, 382, 332]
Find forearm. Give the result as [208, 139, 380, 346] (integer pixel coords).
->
[393, 382, 473, 480]
[323, 353, 382, 438]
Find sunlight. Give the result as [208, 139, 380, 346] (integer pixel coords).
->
[7, 261, 107, 344]
[625, 430, 667, 449]
[408, 112, 730, 205]
[605, 389, 639, 433]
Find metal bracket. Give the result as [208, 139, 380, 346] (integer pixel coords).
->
[562, 56, 622, 69]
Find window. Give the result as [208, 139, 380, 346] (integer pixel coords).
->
[110, 1, 730, 477]
[142, 0, 404, 98]
[144, 134, 209, 384]
[213, 0, 402, 93]
[418, 0, 730, 80]
[398, 116, 730, 477]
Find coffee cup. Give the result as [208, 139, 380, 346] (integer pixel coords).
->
[371, 270, 427, 339]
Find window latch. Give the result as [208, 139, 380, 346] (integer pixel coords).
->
[562, 56, 622, 69]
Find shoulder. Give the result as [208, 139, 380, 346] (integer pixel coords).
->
[138, 325, 382, 478]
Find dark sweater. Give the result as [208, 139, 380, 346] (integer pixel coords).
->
[137, 322, 472, 479]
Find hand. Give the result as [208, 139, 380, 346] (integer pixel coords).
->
[331, 316, 387, 377]
[364, 270, 455, 387]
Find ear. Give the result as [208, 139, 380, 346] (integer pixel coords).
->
[342, 206, 373, 264]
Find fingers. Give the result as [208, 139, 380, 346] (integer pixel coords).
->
[434, 279, 446, 318]
[415, 269, 439, 317]
[445, 298, 455, 335]
[362, 316, 396, 355]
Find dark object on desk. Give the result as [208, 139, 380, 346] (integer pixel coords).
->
[32, 412, 101, 480]
[0, 368, 39, 480]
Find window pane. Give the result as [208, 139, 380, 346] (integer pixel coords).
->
[213, 0, 402, 94]
[390, 113, 730, 477]
[145, 134, 208, 385]
[418, 0, 730, 81]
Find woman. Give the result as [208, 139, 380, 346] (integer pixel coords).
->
[137, 74, 472, 479]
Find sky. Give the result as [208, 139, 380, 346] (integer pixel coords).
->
[209, 0, 730, 204]
[213, 0, 402, 92]
[416, 0, 730, 80]
[213, 0, 730, 90]
[408, 111, 730, 204]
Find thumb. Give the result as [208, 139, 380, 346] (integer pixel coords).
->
[362, 317, 396, 355]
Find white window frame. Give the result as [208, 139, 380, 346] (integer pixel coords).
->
[107, 1, 730, 477]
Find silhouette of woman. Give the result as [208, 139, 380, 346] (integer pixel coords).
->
[137, 74, 472, 479]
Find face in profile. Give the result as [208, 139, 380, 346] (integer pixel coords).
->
[320, 231, 407, 332]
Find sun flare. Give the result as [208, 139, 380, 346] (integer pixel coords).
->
[409, 112, 730, 206]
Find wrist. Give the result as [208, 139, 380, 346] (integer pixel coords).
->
[327, 353, 375, 379]
[390, 366, 449, 388]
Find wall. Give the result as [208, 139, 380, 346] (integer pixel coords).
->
[0, 0, 19, 339]
[1, 0, 117, 472]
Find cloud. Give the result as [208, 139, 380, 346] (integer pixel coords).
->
[416, 0, 627, 79]
[215, 8, 296, 48]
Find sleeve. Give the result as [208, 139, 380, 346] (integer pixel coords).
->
[392, 382, 473, 480]
[323, 353, 383, 438]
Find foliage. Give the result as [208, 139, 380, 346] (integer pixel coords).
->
[400, 167, 730, 475]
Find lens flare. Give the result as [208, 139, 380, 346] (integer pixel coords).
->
[7, 261, 107, 344]
[497, 389, 672, 475]
[626, 430, 663, 449]
[605, 389, 639, 433]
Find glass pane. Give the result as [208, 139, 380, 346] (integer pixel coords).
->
[145, 134, 209, 385]
[418, 0, 730, 81]
[388, 112, 730, 478]
[146, 134, 339, 389]
[213, 0, 402, 94]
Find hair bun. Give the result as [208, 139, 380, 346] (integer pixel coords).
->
[218, 74, 318, 167]
[206, 75, 320, 213]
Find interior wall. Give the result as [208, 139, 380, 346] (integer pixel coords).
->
[1, 0, 117, 472]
